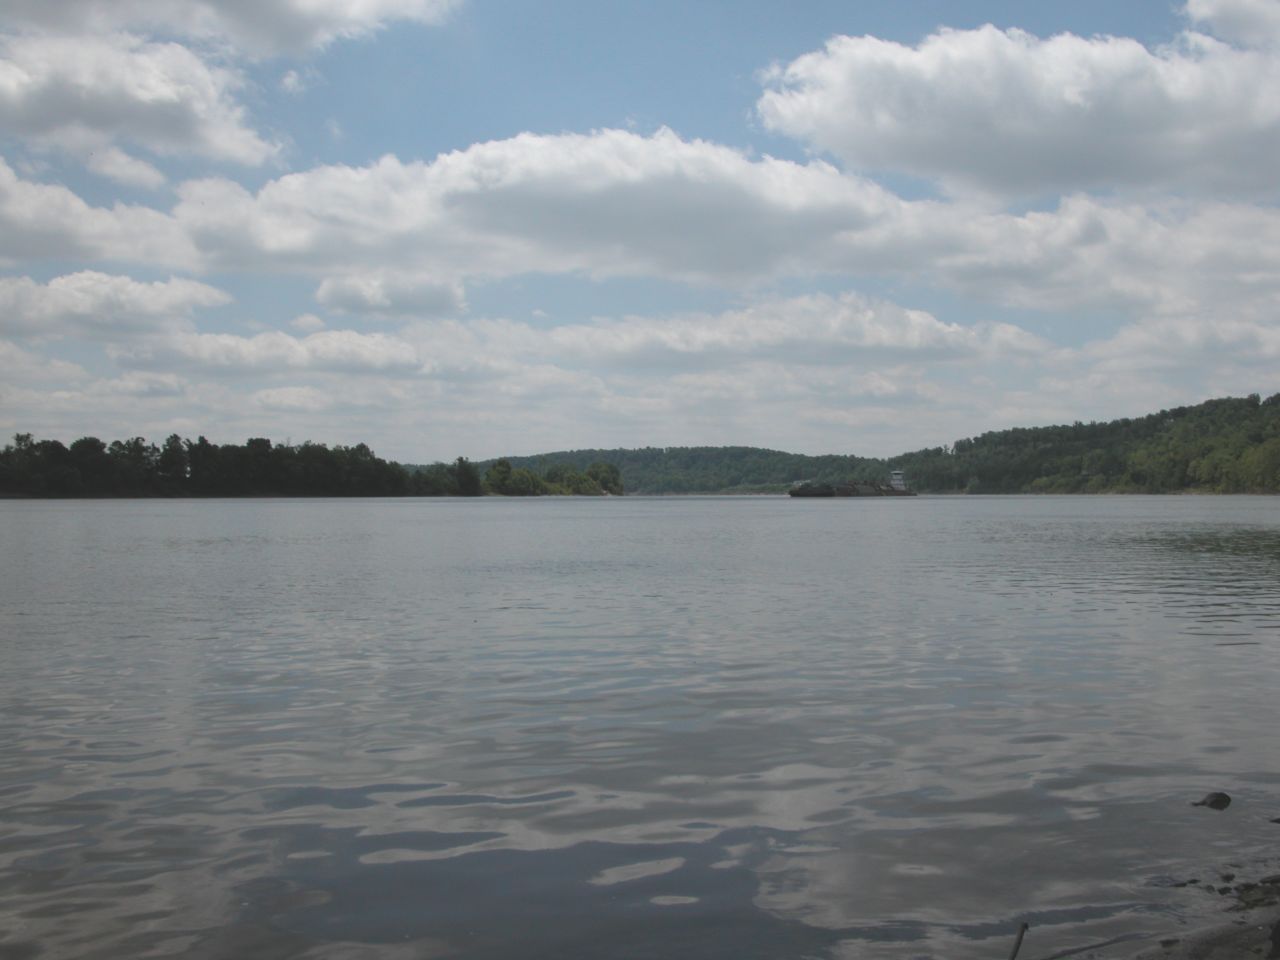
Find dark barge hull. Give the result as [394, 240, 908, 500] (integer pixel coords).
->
[788, 482, 916, 497]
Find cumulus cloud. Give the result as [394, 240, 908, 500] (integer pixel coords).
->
[291, 312, 326, 332]
[1186, 0, 1280, 49]
[85, 147, 167, 189]
[1085, 315, 1280, 373]
[1016, 308, 1280, 430]
[162, 129, 1280, 323]
[543, 293, 1051, 367]
[0, 271, 229, 338]
[0, 157, 196, 267]
[170, 128, 901, 282]
[253, 385, 333, 411]
[316, 272, 465, 317]
[0, 0, 460, 57]
[280, 69, 306, 94]
[0, 339, 87, 383]
[757, 21, 1280, 198]
[399, 292, 1050, 383]
[92, 371, 186, 396]
[113, 329, 422, 374]
[0, 32, 279, 166]
[935, 196, 1280, 317]
[8, 125, 1280, 331]
[2, 5, 1275, 461]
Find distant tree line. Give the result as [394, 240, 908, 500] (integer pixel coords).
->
[0, 434, 622, 498]
[887, 393, 1280, 494]
[4, 394, 1276, 498]
[492, 393, 1280, 495]
[481, 458, 623, 496]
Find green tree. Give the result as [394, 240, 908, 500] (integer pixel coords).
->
[486, 458, 548, 495]
[157, 434, 189, 493]
[586, 461, 624, 495]
[69, 437, 113, 495]
[109, 437, 159, 494]
[485, 458, 513, 493]
[413, 462, 459, 495]
[453, 457, 483, 496]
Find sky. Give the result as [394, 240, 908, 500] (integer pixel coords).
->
[2, 0, 1279, 463]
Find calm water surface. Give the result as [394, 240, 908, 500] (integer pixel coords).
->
[1, 496, 1278, 959]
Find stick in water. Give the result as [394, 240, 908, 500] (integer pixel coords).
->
[1008, 922, 1029, 960]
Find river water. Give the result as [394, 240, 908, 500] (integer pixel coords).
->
[1, 495, 1278, 959]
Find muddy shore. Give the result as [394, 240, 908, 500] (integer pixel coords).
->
[1052, 867, 1280, 960]
[1118, 906, 1280, 960]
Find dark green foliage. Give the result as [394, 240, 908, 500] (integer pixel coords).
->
[488, 393, 1280, 495]
[453, 457, 483, 496]
[3, 394, 1274, 497]
[156, 434, 188, 491]
[406, 457, 482, 496]
[484, 458, 551, 496]
[479, 457, 622, 496]
[484, 457, 513, 493]
[586, 462, 623, 495]
[489, 445, 884, 494]
[2, 434, 410, 498]
[68, 437, 114, 495]
[883, 393, 1280, 494]
[0, 435, 623, 499]
[484, 445, 851, 494]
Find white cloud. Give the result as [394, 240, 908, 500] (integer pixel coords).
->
[1012, 310, 1280, 431]
[170, 128, 901, 282]
[935, 196, 1280, 318]
[0, 0, 460, 57]
[0, 339, 87, 383]
[399, 292, 1050, 384]
[0, 271, 229, 338]
[1085, 315, 1280, 373]
[160, 130, 1280, 325]
[113, 329, 422, 374]
[85, 147, 166, 189]
[315, 272, 464, 317]
[92, 371, 186, 396]
[8, 124, 1280, 333]
[757, 22, 1280, 198]
[253, 385, 333, 411]
[542, 293, 1050, 367]
[0, 157, 197, 267]
[291, 312, 326, 332]
[1186, 0, 1280, 49]
[0, 33, 279, 166]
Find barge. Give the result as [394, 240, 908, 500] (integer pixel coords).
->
[788, 470, 916, 497]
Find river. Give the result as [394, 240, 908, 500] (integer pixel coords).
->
[1, 495, 1277, 959]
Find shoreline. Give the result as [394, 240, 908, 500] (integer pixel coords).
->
[1114, 906, 1280, 960]
[1069, 869, 1280, 960]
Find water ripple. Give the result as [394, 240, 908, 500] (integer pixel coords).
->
[1, 496, 1278, 959]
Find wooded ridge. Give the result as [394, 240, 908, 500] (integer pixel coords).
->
[3, 393, 1276, 497]
[487, 393, 1280, 495]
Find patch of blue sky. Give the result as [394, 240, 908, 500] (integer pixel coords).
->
[202, 275, 323, 331]
[252, 0, 1187, 172]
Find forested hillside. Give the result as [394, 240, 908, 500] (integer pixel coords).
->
[494, 393, 1280, 494]
[483, 446, 869, 494]
[891, 393, 1280, 493]
[4, 394, 1277, 497]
